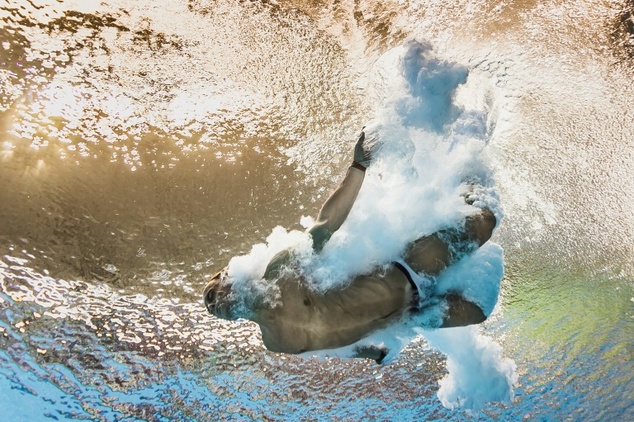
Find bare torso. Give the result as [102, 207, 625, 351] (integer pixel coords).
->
[256, 264, 413, 353]
[203, 130, 496, 360]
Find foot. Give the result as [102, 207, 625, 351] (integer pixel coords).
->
[440, 293, 487, 328]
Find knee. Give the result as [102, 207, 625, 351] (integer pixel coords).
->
[466, 208, 496, 246]
[479, 208, 497, 243]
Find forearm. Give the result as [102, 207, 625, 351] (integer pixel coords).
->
[315, 164, 365, 228]
[309, 164, 365, 251]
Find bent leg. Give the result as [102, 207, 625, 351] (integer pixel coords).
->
[404, 208, 497, 328]
[404, 208, 496, 275]
[403, 233, 451, 276]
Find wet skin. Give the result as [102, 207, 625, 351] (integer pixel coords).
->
[204, 131, 496, 360]
[203, 206, 495, 359]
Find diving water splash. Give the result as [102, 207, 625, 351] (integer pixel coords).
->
[203, 40, 516, 409]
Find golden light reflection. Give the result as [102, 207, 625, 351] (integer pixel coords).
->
[24, 158, 47, 176]
[1, 141, 14, 161]
[41, 82, 82, 120]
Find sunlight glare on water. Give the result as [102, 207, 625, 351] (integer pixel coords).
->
[1, 0, 633, 420]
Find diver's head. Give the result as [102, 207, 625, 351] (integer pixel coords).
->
[203, 267, 235, 320]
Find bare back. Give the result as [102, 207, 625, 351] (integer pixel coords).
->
[256, 265, 413, 354]
[203, 129, 497, 360]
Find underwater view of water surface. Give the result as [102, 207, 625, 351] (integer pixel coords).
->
[1, 0, 633, 420]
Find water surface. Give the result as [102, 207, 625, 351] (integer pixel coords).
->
[1, 0, 633, 420]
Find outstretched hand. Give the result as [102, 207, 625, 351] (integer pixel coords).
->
[353, 128, 380, 169]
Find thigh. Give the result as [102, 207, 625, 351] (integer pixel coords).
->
[403, 234, 451, 276]
[403, 208, 496, 276]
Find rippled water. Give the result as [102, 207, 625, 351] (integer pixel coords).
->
[1, 0, 633, 420]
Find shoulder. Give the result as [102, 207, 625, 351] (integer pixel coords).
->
[263, 248, 294, 279]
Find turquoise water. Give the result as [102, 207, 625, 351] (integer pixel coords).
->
[2, 0, 634, 420]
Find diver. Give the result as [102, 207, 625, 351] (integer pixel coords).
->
[203, 128, 497, 363]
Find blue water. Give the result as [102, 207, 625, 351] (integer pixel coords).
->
[1, 0, 634, 420]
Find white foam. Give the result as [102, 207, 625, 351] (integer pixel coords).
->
[435, 242, 504, 316]
[424, 326, 518, 410]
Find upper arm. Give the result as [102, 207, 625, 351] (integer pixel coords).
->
[263, 249, 293, 279]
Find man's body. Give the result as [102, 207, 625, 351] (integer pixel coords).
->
[204, 130, 497, 361]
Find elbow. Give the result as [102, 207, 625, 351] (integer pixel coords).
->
[308, 224, 333, 252]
